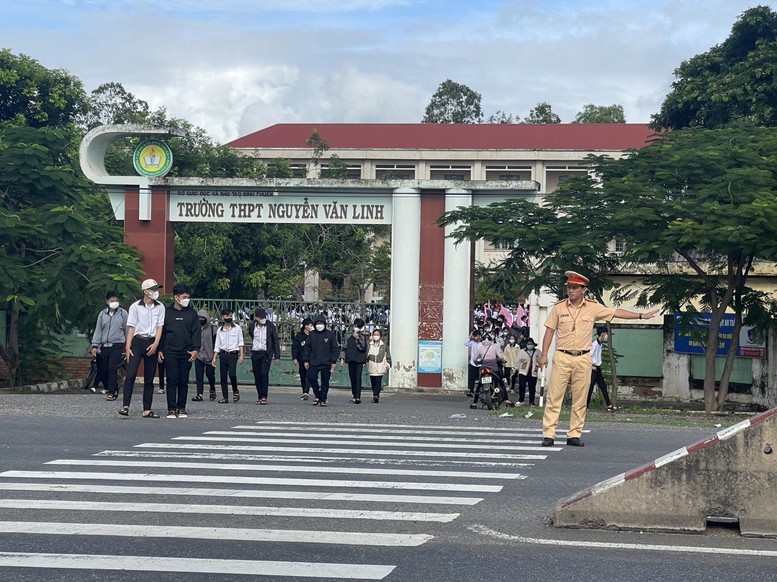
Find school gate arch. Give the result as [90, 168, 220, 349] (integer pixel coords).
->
[80, 125, 538, 391]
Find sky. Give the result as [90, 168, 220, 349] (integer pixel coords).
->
[2, 0, 774, 143]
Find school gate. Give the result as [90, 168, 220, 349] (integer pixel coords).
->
[80, 124, 538, 390]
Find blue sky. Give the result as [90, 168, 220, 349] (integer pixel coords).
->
[2, 1, 773, 142]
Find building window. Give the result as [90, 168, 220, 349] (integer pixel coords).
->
[375, 164, 416, 180]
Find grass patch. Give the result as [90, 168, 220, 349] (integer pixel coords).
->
[493, 403, 742, 429]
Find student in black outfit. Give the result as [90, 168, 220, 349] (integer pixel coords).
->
[291, 318, 314, 400]
[158, 283, 201, 418]
[341, 318, 368, 404]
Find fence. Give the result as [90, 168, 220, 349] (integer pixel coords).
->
[188, 300, 390, 387]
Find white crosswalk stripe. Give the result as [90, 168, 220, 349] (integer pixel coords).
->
[0, 419, 562, 579]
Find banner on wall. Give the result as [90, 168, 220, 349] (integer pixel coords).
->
[673, 312, 766, 358]
[169, 190, 392, 225]
[418, 341, 443, 374]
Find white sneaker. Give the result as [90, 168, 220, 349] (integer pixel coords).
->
[166, 410, 177, 419]
[301, 394, 309, 401]
[178, 410, 188, 418]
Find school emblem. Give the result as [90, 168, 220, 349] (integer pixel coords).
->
[134, 139, 173, 177]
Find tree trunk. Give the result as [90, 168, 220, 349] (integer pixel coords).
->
[3, 306, 21, 387]
[702, 313, 723, 414]
[606, 321, 619, 406]
[717, 311, 743, 411]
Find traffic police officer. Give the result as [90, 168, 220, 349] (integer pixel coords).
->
[539, 271, 660, 447]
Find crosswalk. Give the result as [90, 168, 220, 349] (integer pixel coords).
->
[0, 420, 565, 579]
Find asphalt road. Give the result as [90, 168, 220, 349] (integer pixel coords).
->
[0, 386, 773, 582]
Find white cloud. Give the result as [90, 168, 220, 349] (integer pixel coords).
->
[2, 0, 774, 141]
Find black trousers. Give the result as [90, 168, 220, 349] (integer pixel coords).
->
[308, 365, 332, 402]
[251, 350, 272, 399]
[194, 359, 216, 395]
[503, 366, 518, 392]
[297, 360, 310, 394]
[518, 374, 537, 405]
[587, 365, 611, 407]
[348, 361, 364, 398]
[370, 374, 383, 396]
[219, 352, 239, 398]
[467, 364, 480, 394]
[166, 354, 192, 412]
[122, 336, 157, 411]
[98, 343, 125, 395]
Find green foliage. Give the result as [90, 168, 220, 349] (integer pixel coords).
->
[652, 6, 777, 129]
[0, 49, 88, 128]
[422, 79, 483, 124]
[573, 104, 626, 124]
[485, 110, 517, 124]
[0, 124, 143, 385]
[523, 102, 561, 124]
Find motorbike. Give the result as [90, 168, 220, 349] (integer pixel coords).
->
[475, 367, 503, 410]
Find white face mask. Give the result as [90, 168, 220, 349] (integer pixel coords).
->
[354, 327, 362, 333]
[257, 319, 267, 325]
[373, 335, 381, 342]
[108, 301, 119, 310]
[179, 298, 190, 308]
[315, 324, 325, 332]
[149, 290, 159, 301]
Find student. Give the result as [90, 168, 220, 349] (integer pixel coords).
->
[248, 308, 281, 405]
[192, 309, 218, 402]
[302, 316, 339, 407]
[158, 283, 200, 419]
[211, 308, 244, 403]
[587, 326, 615, 412]
[516, 338, 541, 406]
[465, 330, 483, 397]
[90, 290, 128, 401]
[291, 318, 314, 400]
[366, 328, 391, 403]
[120, 279, 165, 418]
[341, 318, 368, 404]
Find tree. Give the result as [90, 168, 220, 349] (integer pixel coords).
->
[439, 124, 777, 412]
[573, 104, 626, 124]
[485, 110, 517, 124]
[80, 82, 151, 129]
[652, 6, 777, 129]
[523, 102, 561, 124]
[0, 124, 143, 385]
[588, 125, 777, 411]
[422, 79, 483, 124]
[0, 49, 87, 128]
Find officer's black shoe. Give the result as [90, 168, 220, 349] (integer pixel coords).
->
[541, 437, 554, 447]
[566, 437, 585, 447]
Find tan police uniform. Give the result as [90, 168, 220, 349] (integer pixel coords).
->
[542, 297, 616, 439]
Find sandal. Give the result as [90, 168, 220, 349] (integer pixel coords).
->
[118, 406, 129, 416]
[607, 405, 617, 412]
[155, 388, 164, 394]
[218, 398, 229, 404]
[233, 391, 240, 403]
[191, 394, 203, 402]
[259, 398, 268, 405]
[320, 401, 327, 407]
[143, 411, 160, 418]
[312, 398, 320, 406]
[209, 391, 217, 401]
[349, 398, 358, 404]
[106, 394, 117, 401]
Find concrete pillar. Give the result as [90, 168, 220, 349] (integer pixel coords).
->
[442, 189, 472, 391]
[124, 185, 174, 288]
[389, 188, 421, 388]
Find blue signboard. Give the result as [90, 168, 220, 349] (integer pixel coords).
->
[673, 312, 765, 358]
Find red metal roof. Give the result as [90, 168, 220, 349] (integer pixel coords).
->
[228, 123, 655, 151]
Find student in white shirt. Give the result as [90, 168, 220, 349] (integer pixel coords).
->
[212, 308, 244, 403]
[587, 326, 615, 411]
[119, 279, 165, 418]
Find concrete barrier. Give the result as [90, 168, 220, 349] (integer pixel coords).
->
[554, 408, 777, 537]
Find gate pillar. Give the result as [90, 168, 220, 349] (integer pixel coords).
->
[389, 188, 421, 388]
[124, 185, 175, 289]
